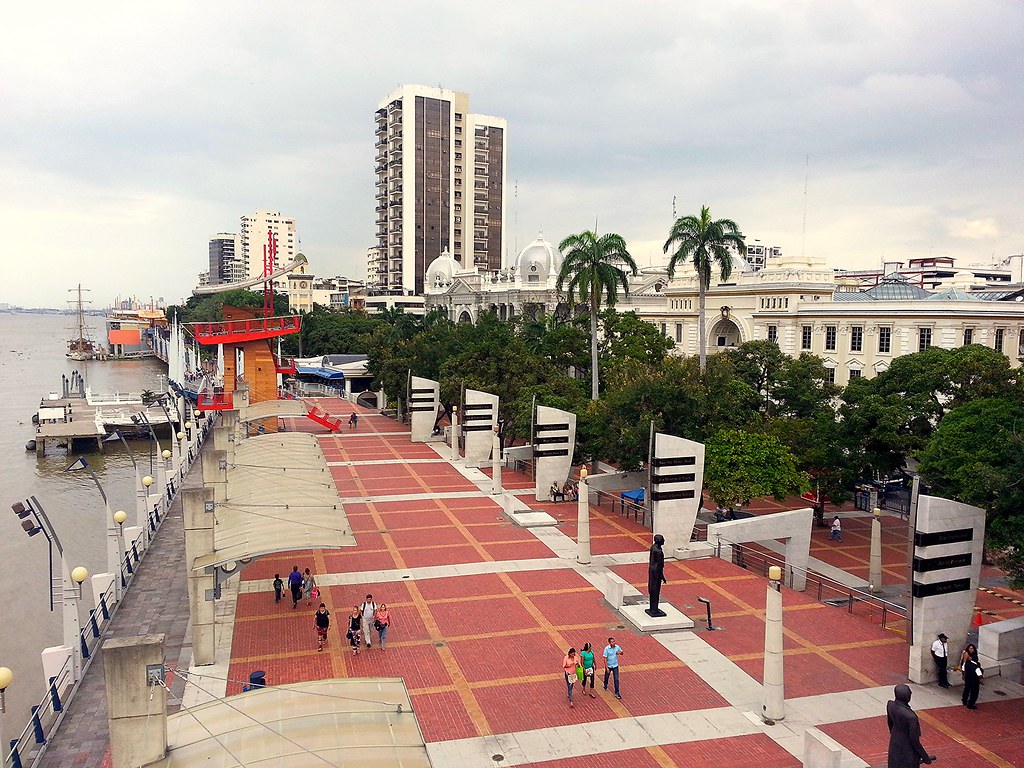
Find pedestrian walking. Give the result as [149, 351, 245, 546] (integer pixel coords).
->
[561, 647, 579, 708]
[288, 566, 303, 609]
[348, 413, 358, 429]
[314, 603, 331, 652]
[347, 606, 362, 655]
[930, 633, 950, 687]
[886, 684, 935, 767]
[579, 642, 596, 698]
[959, 642, 979, 671]
[360, 594, 378, 648]
[273, 573, 283, 603]
[962, 656, 983, 709]
[373, 603, 391, 650]
[602, 637, 623, 699]
[829, 516, 843, 542]
[302, 568, 316, 607]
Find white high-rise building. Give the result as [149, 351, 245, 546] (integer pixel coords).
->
[369, 85, 507, 295]
[240, 210, 297, 284]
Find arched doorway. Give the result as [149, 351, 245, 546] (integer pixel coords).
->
[710, 318, 741, 348]
[458, 310, 473, 324]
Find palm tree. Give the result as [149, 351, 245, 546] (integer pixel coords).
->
[557, 230, 638, 400]
[664, 206, 746, 372]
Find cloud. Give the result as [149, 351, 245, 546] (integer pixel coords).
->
[947, 217, 1000, 239]
[1, 1, 1023, 307]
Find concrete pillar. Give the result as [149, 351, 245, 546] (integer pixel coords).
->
[201, 449, 228, 504]
[577, 475, 591, 565]
[491, 430, 502, 494]
[103, 634, 167, 768]
[762, 567, 785, 722]
[450, 411, 459, 461]
[183, 487, 216, 665]
[869, 508, 882, 593]
[211, 425, 230, 454]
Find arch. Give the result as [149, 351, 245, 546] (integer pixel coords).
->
[709, 317, 741, 348]
[458, 310, 473, 324]
[356, 391, 378, 408]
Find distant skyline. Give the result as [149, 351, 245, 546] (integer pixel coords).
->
[2, 1, 1022, 307]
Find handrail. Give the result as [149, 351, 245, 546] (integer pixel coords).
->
[2, 420, 210, 768]
[593, 488, 651, 527]
[712, 536, 908, 633]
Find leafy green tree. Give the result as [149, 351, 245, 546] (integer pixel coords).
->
[599, 310, 674, 372]
[919, 397, 1024, 586]
[299, 306, 387, 357]
[663, 205, 745, 372]
[557, 230, 638, 400]
[704, 429, 808, 508]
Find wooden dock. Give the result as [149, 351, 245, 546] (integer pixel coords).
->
[35, 395, 105, 455]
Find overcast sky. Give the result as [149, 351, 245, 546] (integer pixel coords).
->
[2, 1, 1022, 308]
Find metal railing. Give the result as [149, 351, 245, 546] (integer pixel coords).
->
[2, 424, 209, 768]
[593, 489, 651, 528]
[716, 539, 908, 635]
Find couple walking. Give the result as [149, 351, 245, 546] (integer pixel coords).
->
[560, 637, 623, 707]
[283, 566, 317, 608]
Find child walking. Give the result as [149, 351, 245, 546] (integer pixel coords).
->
[273, 573, 283, 603]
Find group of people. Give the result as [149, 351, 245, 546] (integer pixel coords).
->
[549, 480, 579, 503]
[274, 566, 318, 609]
[559, 637, 624, 707]
[931, 632, 984, 709]
[312, 594, 392, 654]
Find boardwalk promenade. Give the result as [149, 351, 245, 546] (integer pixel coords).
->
[29, 401, 1024, 768]
[34, 460, 201, 768]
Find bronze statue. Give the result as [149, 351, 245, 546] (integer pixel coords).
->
[886, 685, 935, 767]
[645, 534, 667, 617]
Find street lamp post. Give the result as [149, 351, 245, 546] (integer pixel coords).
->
[577, 466, 591, 565]
[869, 506, 883, 594]
[11, 497, 89, 682]
[102, 430, 150, 549]
[762, 565, 785, 723]
[64, 457, 123, 601]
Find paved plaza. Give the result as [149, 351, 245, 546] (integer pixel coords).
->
[216, 400, 1024, 768]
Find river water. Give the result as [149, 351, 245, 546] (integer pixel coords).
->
[0, 312, 165, 727]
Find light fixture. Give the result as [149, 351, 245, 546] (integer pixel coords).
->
[162, 449, 171, 460]
[580, 466, 588, 480]
[113, 510, 128, 526]
[185, 421, 194, 430]
[872, 507, 881, 517]
[142, 476, 154, 488]
[0, 666, 11, 713]
[71, 566, 89, 584]
[768, 565, 782, 582]
[176, 431, 185, 441]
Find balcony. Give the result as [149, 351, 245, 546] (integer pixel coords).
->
[274, 355, 296, 375]
[192, 315, 301, 345]
[197, 389, 234, 411]
[375, 138, 387, 148]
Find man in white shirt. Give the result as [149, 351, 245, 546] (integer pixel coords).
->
[361, 594, 378, 648]
[930, 633, 950, 687]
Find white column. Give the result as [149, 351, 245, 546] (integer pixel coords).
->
[762, 565, 785, 722]
[869, 507, 882, 593]
[450, 411, 460, 461]
[491, 430, 502, 494]
[105, 503, 122, 602]
[577, 471, 591, 565]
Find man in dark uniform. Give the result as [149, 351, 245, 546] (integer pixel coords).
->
[887, 684, 935, 767]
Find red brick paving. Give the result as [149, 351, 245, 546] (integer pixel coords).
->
[223, 402, 1024, 768]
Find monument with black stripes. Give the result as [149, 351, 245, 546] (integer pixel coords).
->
[533, 406, 576, 502]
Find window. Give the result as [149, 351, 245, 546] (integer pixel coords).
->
[963, 328, 973, 346]
[918, 327, 932, 352]
[850, 326, 863, 352]
[801, 325, 812, 350]
[849, 369, 862, 380]
[878, 326, 892, 353]
[825, 368, 836, 384]
[675, 323, 683, 343]
[995, 328, 1004, 352]
[767, 325, 778, 344]
[660, 322, 667, 336]
[825, 325, 837, 351]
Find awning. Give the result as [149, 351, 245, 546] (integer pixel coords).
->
[192, 433, 355, 571]
[153, 679, 429, 767]
[295, 366, 345, 381]
[237, 399, 309, 423]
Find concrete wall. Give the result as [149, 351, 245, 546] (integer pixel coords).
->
[462, 389, 498, 467]
[409, 376, 440, 442]
[650, 433, 705, 557]
[707, 508, 813, 591]
[908, 494, 986, 684]
[533, 405, 576, 501]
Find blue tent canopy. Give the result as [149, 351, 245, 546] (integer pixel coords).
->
[295, 366, 345, 381]
[621, 488, 644, 504]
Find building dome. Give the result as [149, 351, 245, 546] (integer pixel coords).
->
[425, 250, 461, 291]
[516, 233, 563, 281]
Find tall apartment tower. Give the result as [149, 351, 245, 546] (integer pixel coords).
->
[370, 85, 507, 295]
[208, 233, 244, 286]
[240, 210, 297, 284]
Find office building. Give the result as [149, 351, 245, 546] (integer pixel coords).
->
[370, 85, 506, 295]
[241, 210, 297, 284]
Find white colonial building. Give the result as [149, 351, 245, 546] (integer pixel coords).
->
[425, 236, 1024, 385]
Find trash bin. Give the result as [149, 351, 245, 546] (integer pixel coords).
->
[243, 670, 266, 691]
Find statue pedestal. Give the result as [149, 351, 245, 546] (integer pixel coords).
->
[672, 543, 715, 560]
[645, 608, 667, 618]
[620, 601, 694, 633]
